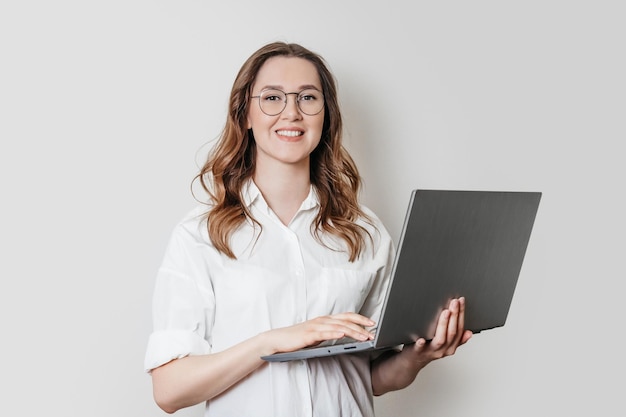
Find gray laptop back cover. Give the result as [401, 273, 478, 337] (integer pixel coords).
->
[375, 189, 541, 348]
[262, 189, 541, 362]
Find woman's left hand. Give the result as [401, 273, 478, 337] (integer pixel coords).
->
[402, 297, 472, 367]
[371, 297, 472, 395]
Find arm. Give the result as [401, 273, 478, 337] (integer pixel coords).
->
[151, 333, 269, 414]
[370, 297, 472, 396]
[151, 312, 375, 413]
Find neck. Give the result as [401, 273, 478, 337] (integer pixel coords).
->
[253, 160, 312, 225]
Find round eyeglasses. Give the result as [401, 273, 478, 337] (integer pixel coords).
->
[251, 88, 325, 116]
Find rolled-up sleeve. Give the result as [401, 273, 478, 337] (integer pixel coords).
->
[144, 221, 216, 372]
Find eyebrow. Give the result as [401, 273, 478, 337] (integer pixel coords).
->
[258, 84, 321, 92]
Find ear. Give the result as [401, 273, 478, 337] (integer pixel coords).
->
[246, 116, 252, 130]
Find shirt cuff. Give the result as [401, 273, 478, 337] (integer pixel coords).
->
[144, 329, 211, 372]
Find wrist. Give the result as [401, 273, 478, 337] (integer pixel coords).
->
[255, 330, 279, 357]
[398, 341, 431, 371]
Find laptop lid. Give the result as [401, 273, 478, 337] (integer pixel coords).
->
[262, 189, 541, 362]
[374, 189, 541, 348]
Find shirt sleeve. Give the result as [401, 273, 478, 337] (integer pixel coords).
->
[358, 211, 396, 324]
[144, 218, 216, 372]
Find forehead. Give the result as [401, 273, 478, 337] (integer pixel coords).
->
[252, 56, 321, 91]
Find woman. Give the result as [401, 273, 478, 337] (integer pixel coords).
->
[144, 41, 472, 417]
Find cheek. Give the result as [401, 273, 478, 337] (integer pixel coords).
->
[246, 107, 259, 129]
[313, 115, 325, 137]
[246, 108, 275, 130]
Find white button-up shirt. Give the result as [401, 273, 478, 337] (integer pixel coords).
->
[145, 181, 394, 417]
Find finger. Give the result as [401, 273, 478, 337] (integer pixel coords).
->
[447, 299, 460, 342]
[443, 299, 466, 355]
[430, 308, 452, 350]
[456, 297, 467, 340]
[316, 329, 348, 341]
[315, 316, 374, 341]
[412, 338, 427, 353]
[325, 313, 376, 340]
[330, 312, 376, 327]
[460, 330, 473, 345]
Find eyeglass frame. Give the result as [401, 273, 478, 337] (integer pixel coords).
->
[250, 87, 325, 116]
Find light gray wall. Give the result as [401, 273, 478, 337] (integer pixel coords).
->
[1, 1, 624, 416]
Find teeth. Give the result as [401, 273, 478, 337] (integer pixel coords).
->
[277, 130, 303, 137]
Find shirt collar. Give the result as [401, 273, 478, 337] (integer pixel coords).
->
[242, 179, 262, 208]
[242, 179, 320, 212]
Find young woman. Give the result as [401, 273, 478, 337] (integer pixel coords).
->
[144, 42, 472, 417]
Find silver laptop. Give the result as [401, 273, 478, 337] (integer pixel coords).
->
[262, 189, 541, 362]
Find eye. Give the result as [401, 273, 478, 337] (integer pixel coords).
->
[261, 90, 285, 102]
[299, 90, 321, 101]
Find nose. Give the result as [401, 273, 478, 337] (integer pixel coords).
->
[282, 93, 302, 120]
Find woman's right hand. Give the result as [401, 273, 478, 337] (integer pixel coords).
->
[260, 312, 376, 356]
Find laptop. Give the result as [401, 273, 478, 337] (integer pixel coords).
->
[261, 189, 542, 362]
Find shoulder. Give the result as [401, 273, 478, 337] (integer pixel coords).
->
[158, 204, 221, 272]
[168, 205, 212, 246]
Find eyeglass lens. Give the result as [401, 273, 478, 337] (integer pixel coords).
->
[257, 89, 324, 116]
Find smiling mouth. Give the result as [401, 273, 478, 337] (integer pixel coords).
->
[276, 130, 304, 138]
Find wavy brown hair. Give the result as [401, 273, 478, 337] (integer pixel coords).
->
[195, 42, 372, 261]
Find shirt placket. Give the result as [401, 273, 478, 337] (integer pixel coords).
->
[287, 227, 313, 417]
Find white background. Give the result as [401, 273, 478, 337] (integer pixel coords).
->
[1, 1, 624, 416]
